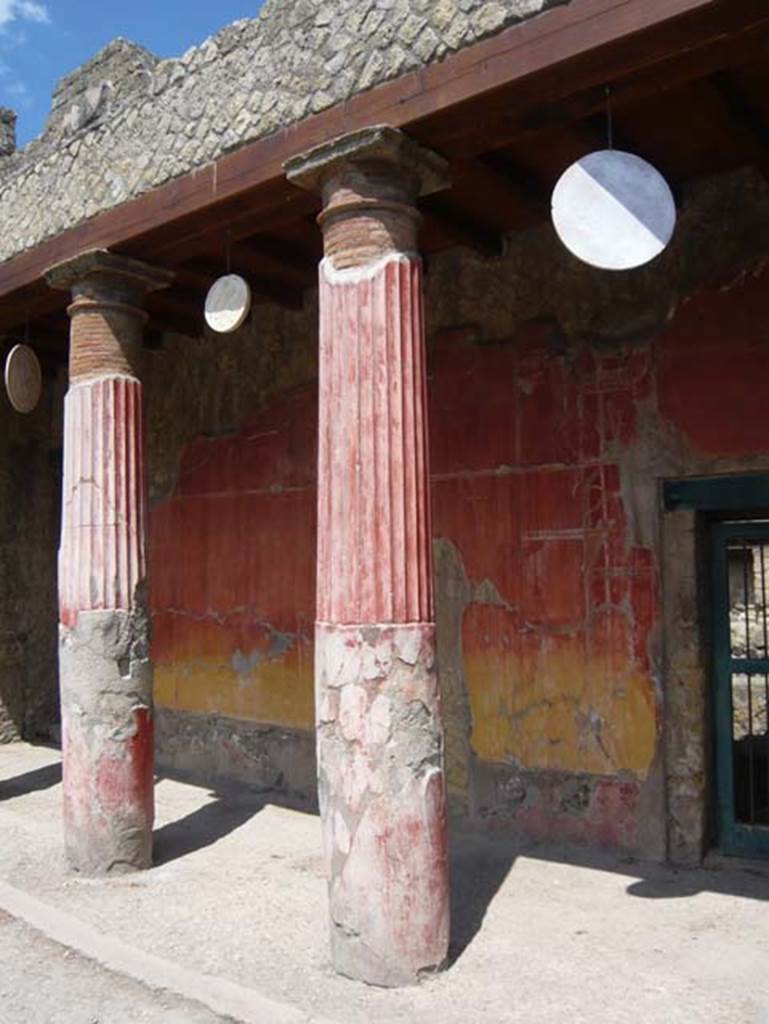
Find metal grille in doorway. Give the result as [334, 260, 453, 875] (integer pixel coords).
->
[712, 520, 769, 855]
[726, 537, 769, 827]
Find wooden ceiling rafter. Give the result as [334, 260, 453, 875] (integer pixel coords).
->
[425, 10, 769, 158]
[236, 235, 318, 279]
[198, 248, 305, 310]
[6, 324, 67, 354]
[1, 312, 68, 375]
[476, 151, 549, 213]
[146, 289, 206, 341]
[1, 287, 66, 329]
[710, 70, 769, 179]
[421, 197, 504, 257]
[448, 157, 548, 231]
[137, 190, 321, 269]
[0, 0, 760, 302]
[0, 0, 767, 351]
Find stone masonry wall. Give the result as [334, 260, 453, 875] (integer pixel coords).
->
[147, 167, 769, 859]
[0, 362, 60, 743]
[0, 0, 566, 263]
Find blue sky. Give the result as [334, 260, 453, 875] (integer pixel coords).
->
[0, 1, 264, 146]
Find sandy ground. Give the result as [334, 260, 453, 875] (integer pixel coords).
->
[1, 742, 768, 1024]
[0, 912, 226, 1024]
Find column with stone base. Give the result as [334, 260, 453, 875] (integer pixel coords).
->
[45, 251, 172, 875]
[286, 127, 451, 987]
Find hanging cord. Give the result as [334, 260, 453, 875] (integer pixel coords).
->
[225, 230, 232, 275]
[605, 85, 614, 151]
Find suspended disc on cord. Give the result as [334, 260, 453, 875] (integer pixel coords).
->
[5, 343, 42, 414]
[551, 150, 676, 271]
[204, 274, 252, 333]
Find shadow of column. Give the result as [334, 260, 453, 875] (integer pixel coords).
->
[448, 829, 517, 964]
[0, 761, 61, 800]
[153, 790, 266, 865]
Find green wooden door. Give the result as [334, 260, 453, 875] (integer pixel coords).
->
[711, 521, 769, 857]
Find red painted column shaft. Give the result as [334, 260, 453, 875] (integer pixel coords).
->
[287, 127, 451, 986]
[45, 251, 172, 874]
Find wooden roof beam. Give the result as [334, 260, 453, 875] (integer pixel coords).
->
[227, 246, 305, 309]
[710, 70, 769, 178]
[421, 197, 503, 257]
[237, 235, 317, 280]
[450, 157, 548, 222]
[428, 8, 769, 158]
[568, 115, 634, 155]
[8, 324, 68, 355]
[0, 286, 67, 335]
[472, 153, 549, 215]
[2, 314, 68, 376]
[30, 312, 68, 339]
[146, 288, 206, 339]
[1, 0, 767, 319]
[141, 191, 320, 269]
[182, 255, 305, 311]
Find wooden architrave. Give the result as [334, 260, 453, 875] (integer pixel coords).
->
[0, 0, 768, 326]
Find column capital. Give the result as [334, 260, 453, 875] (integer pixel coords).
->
[286, 127, 449, 271]
[44, 249, 174, 304]
[45, 250, 173, 382]
[285, 125, 449, 198]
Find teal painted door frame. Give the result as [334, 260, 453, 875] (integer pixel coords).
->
[710, 521, 769, 857]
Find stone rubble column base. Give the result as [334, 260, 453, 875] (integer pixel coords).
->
[315, 621, 449, 987]
[60, 609, 154, 875]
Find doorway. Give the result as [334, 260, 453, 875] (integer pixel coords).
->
[711, 521, 769, 857]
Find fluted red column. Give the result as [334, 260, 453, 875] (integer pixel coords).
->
[287, 127, 451, 986]
[45, 251, 172, 874]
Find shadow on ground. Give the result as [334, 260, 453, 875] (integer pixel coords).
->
[2, 747, 767, 970]
[449, 829, 516, 964]
[527, 840, 769, 902]
[153, 790, 267, 865]
[0, 761, 61, 801]
[446, 823, 769, 965]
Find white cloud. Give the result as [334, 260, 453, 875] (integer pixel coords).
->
[4, 79, 30, 108]
[17, 1, 48, 22]
[0, 0, 49, 29]
[0, 0, 48, 115]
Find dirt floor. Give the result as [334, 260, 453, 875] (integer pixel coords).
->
[1, 742, 768, 1024]
[0, 913, 225, 1024]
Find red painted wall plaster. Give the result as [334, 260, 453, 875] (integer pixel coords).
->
[150, 266, 769, 848]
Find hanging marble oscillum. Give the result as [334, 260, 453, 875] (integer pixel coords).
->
[551, 149, 676, 271]
[204, 273, 252, 333]
[4, 342, 42, 413]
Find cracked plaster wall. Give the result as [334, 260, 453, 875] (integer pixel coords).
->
[147, 167, 769, 859]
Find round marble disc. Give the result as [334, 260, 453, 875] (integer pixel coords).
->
[204, 274, 252, 333]
[5, 343, 42, 414]
[551, 150, 676, 270]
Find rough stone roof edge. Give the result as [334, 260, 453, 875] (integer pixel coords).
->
[0, 0, 570, 265]
[49, 38, 160, 112]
